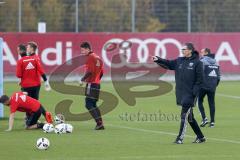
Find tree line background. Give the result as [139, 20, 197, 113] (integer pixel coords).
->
[0, 0, 240, 32]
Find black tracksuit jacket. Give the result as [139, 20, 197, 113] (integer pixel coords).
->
[200, 54, 221, 92]
[154, 51, 203, 107]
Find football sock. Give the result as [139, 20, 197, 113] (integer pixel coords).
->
[37, 123, 45, 129]
[89, 107, 103, 126]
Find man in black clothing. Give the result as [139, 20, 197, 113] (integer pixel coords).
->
[152, 43, 205, 144]
[198, 48, 220, 128]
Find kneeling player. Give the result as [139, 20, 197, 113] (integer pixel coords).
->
[0, 92, 53, 131]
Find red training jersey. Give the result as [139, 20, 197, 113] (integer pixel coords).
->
[9, 92, 41, 114]
[16, 55, 45, 88]
[30, 54, 41, 62]
[30, 54, 43, 78]
[84, 52, 104, 84]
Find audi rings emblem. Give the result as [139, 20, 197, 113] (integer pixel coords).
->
[102, 38, 182, 68]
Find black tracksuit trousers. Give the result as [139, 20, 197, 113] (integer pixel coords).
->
[198, 88, 215, 123]
[177, 106, 204, 140]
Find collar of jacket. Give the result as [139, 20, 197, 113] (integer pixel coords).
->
[185, 50, 199, 60]
[205, 53, 215, 58]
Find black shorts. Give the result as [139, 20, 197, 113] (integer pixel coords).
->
[85, 83, 100, 100]
[85, 83, 100, 108]
[21, 85, 41, 100]
[26, 106, 45, 127]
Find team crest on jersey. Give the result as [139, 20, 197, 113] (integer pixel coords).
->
[189, 62, 194, 67]
[25, 62, 35, 70]
[187, 62, 194, 70]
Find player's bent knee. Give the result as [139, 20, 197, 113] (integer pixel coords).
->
[85, 97, 97, 111]
[85, 105, 94, 111]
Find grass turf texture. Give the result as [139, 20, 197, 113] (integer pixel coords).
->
[0, 82, 240, 160]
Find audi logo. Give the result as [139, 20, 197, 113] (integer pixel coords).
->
[102, 38, 183, 68]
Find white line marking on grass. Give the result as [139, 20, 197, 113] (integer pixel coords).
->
[118, 155, 238, 159]
[107, 124, 240, 144]
[35, 155, 239, 160]
[216, 93, 240, 99]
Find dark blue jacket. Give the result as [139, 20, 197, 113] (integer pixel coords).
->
[154, 51, 203, 107]
[200, 54, 220, 91]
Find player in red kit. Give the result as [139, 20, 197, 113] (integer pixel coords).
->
[0, 92, 53, 131]
[17, 44, 27, 58]
[80, 42, 104, 130]
[16, 48, 50, 99]
[26, 42, 51, 91]
[27, 41, 41, 61]
[16, 43, 51, 99]
[17, 43, 52, 124]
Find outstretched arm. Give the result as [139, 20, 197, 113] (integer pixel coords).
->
[6, 113, 15, 131]
[36, 59, 51, 91]
[152, 56, 177, 70]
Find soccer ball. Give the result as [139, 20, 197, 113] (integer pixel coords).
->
[54, 123, 66, 134]
[43, 123, 54, 133]
[54, 114, 65, 124]
[65, 123, 73, 133]
[54, 123, 73, 134]
[36, 137, 50, 150]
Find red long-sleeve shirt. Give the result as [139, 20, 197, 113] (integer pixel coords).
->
[84, 53, 104, 84]
[9, 92, 41, 114]
[16, 55, 45, 88]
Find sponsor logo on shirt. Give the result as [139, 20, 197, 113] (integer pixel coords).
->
[208, 70, 217, 77]
[25, 62, 35, 70]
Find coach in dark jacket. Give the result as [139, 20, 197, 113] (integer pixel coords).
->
[153, 43, 205, 144]
[198, 48, 220, 128]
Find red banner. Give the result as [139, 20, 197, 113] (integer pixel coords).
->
[1, 32, 240, 74]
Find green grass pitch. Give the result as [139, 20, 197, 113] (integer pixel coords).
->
[0, 82, 240, 160]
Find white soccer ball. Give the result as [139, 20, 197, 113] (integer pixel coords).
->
[43, 123, 54, 133]
[36, 137, 50, 150]
[65, 123, 73, 133]
[54, 114, 65, 124]
[54, 123, 66, 134]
